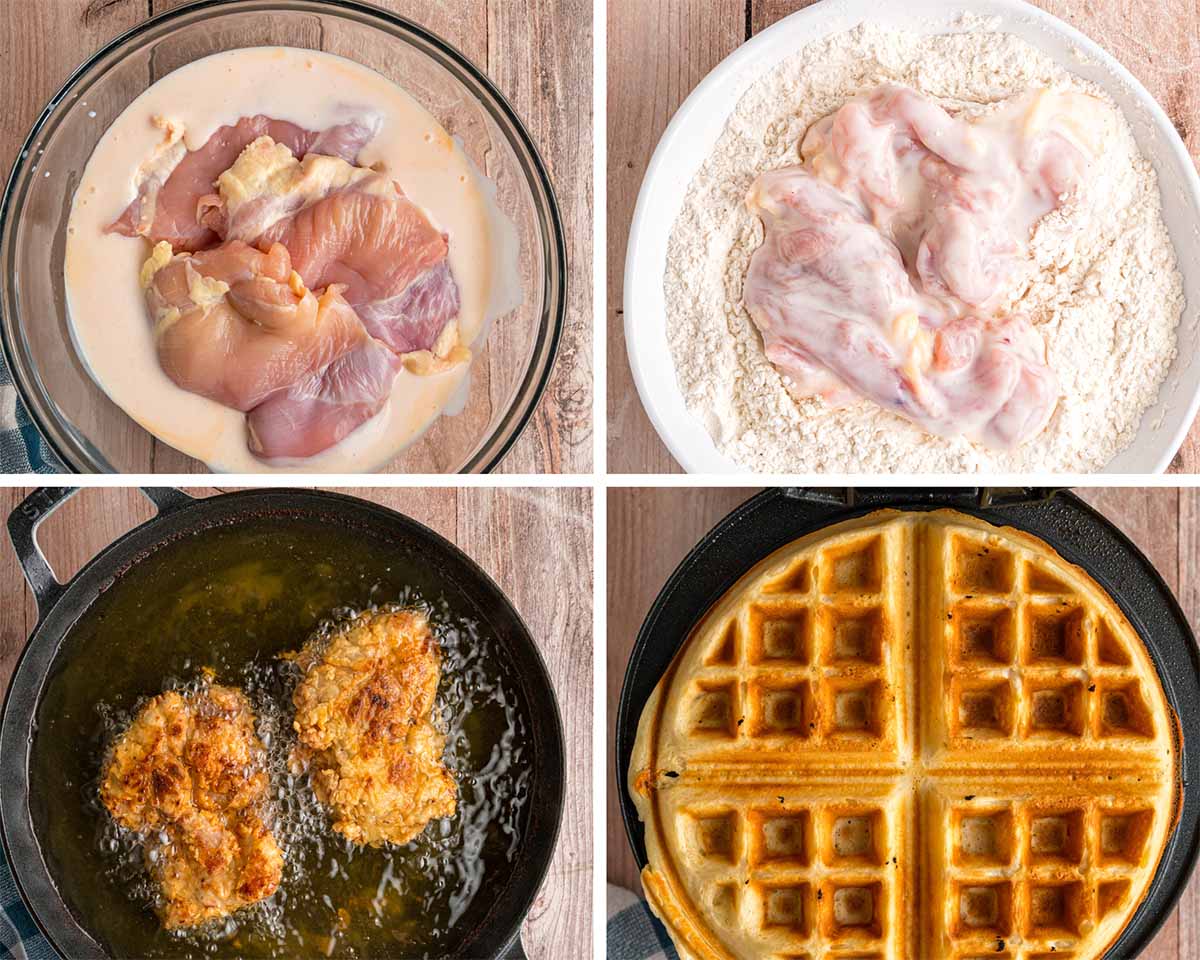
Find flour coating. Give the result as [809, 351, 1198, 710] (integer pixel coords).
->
[665, 21, 1184, 473]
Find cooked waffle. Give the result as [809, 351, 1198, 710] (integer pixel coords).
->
[629, 509, 1179, 960]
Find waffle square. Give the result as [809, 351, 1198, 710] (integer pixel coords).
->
[630, 510, 1178, 960]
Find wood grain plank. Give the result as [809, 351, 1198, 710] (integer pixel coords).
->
[1075, 488, 1181, 589]
[318, 486, 459, 544]
[607, 0, 1200, 473]
[606, 0, 745, 474]
[488, 0, 594, 474]
[0, 0, 145, 186]
[605, 485, 757, 888]
[147, 0, 320, 76]
[1034, 0, 1200, 164]
[0, 0, 155, 472]
[454, 486, 593, 958]
[749, 0, 818, 33]
[0, 487, 30, 694]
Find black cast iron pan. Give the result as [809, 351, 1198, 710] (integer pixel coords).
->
[3, 486, 565, 960]
[616, 487, 1200, 958]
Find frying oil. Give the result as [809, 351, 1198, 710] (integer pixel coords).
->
[30, 518, 534, 958]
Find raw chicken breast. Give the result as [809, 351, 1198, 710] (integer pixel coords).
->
[206, 136, 463, 356]
[259, 176, 460, 355]
[201, 136, 377, 243]
[143, 239, 366, 411]
[117, 116, 465, 462]
[247, 337, 402, 460]
[110, 113, 379, 252]
[743, 168, 1058, 449]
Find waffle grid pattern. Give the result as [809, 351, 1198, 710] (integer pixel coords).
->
[633, 512, 1177, 960]
[683, 531, 900, 756]
[938, 531, 1158, 751]
[940, 790, 1158, 958]
[664, 789, 904, 960]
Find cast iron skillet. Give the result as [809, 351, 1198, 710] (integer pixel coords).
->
[2, 486, 565, 960]
[616, 487, 1200, 959]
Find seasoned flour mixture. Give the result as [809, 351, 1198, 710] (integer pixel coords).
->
[665, 21, 1184, 473]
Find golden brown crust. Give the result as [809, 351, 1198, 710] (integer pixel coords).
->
[629, 509, 1178, 960]
[291, 608, 457, 847]
[100, 684, 283, 930]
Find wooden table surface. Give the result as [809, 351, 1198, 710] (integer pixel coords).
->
[0, 0, 592, 475]
[606, 0, 1200, 474]
[0, 485, 592, 959]
[607, 487, 1200, 958]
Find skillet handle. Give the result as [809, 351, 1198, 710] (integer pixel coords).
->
[7, 487, 76, 620]
[7, 487, 194, 621]
[141, 487, 195, 513]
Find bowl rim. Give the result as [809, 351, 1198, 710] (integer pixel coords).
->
[0, 0, 566, 474]
[623, 0, 1200, 475]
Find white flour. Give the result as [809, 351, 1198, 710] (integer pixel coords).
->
[665, 21, 1184, 473]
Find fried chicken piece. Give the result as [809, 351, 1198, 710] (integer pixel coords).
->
[291, 609, 457, 846]
[100, 684, 283, 930]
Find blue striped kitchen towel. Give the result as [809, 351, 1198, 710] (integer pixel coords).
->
[0, 841, 54, 960]
[0, 354, 61, 474]
[607, 883, 679, 960]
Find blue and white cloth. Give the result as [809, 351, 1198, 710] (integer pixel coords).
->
[0, 355, 61, 474]
[608, 883, 679, 960]
[0, 842, 52, 960]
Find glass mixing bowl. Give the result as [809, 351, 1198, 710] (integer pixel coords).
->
[0, 0, 564, 473]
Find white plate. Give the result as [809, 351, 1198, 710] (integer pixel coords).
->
[624, 0, 1200, 474]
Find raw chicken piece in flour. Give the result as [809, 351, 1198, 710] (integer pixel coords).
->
[744, 84, 1113, 447]
[800, 84, 1107, 308]
[743, 168, 1058, 448]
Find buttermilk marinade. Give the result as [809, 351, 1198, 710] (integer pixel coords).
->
[65, 47, 519, 472]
